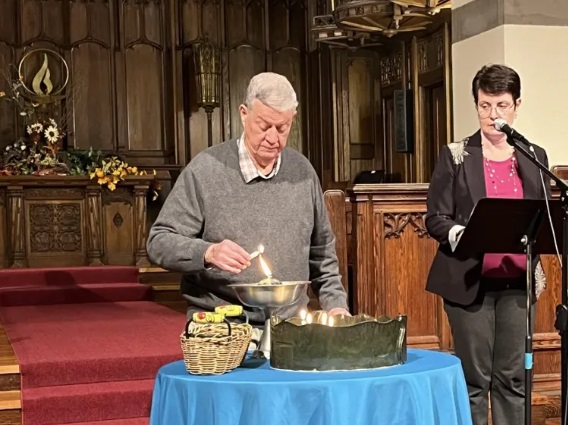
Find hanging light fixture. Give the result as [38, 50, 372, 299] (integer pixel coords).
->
[193, 35, 221, 147]
[311, 0, 451, 46]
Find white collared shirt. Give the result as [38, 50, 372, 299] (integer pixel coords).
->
[237, 134, 281, 183]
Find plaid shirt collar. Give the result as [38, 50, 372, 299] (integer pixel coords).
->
[237, 134, 281, 183]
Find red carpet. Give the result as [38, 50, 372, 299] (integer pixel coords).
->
[0, 267, 185, 425]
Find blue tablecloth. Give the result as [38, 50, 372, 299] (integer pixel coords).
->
[149, 348, 472, 425]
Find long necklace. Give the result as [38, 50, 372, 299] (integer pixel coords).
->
[484, 154, 518, 194]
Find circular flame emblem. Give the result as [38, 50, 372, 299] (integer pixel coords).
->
[17, 48, 69, 97]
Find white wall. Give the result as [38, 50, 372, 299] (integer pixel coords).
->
[452, 25, 568, 166]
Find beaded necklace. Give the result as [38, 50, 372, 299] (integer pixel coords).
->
[483, 151, 518, 194]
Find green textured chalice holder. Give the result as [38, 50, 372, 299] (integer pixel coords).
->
[270, 312, 407, 371]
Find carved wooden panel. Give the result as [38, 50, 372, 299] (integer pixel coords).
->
[381, 211, 439, 348]
[27, 202, 83, 254]
[417, 32, 444, 74]
[380, 50, 403, 88]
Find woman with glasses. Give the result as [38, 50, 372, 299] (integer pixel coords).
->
[425, 64, 551, 425]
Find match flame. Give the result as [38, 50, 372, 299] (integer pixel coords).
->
[258, 244, 264, 254]
[259, 255, 272, 277]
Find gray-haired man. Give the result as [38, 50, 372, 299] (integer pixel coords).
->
[147, 72, 350, 324]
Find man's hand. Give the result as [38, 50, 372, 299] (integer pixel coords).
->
[328, 307, 351, 317]
[204, 240, 251, 274]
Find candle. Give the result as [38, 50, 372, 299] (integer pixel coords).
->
[306, 313, 313, 324]
[249, 244, 265, 260]
[321, 312, 328, 325]
[328, 316, 334, 327]
[299, 309, 307, 325]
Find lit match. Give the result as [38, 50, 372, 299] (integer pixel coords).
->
[249, 244, 265, 260]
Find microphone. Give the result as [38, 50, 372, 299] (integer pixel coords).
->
[493, 118, 530, 146]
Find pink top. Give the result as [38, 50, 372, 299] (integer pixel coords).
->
[481, 155, 526, 278]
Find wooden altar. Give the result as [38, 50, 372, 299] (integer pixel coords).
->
[0, 176, 154, 269]
[347, 184, 562, 392]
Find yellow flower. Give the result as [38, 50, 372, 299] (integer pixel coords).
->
[97, 177, 107, 185]
[107, 182, 116, 191]
[96, 169, 105, 178]
[0, 91, 5, 97]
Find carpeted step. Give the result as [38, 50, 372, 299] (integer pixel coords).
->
[0, 266, 139, 288]
[53, 418, 148, 425]
[0, 283, 151, 306]
[23, 379, 154, 425]
[0, 301, 185, 388]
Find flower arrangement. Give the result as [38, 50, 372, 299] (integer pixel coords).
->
[0, 63, 160, 200]
[90, 156, 159, 200]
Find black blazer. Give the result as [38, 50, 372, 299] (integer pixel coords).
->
[425, 130, 551, 305]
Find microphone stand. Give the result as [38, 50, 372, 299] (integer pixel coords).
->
[506, 135, 568, 425]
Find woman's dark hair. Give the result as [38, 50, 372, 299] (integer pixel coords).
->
[471, 64, 521, 104]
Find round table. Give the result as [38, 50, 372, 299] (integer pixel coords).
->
[149, 348, 472, 425]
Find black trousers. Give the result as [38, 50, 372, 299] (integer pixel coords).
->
[444, 279, 533, 425]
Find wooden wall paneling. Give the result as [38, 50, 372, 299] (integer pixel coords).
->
[225, 2, 266, 142]
[0, 190, 6, 268]
[7, 186, 25, 268]
[0, 0, 17, 153]
[102, 188, 134, 265]
[443, 23, 453, 162]
[181, 0, 224, 159]
[311, 46, 334, 188]
[535, 253, 563, 390]
[269, 0, 306, 154]
[329, 49, 382, 185]
[379, 45, 412, 183]
[68, 0, 115, 152]
[165, 0, 181, 165]
[331, 49, 346, 183]
[345, 51, 382, 182]
[120, 0, 172, 163]
[412, 26, 448, 183]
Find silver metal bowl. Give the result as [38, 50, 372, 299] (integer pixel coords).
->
[229, 281, 309, 309]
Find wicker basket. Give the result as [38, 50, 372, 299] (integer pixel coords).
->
[180, 317, 253, 375]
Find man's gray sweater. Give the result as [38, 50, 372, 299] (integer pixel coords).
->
[146, 139, 349, 323]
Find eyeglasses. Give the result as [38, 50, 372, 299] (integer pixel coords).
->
[476, 103, 515, 119]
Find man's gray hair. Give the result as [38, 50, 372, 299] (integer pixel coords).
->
[245, 72, 298, 112]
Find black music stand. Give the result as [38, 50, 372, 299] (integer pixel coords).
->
[455, 197, 565, 425]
